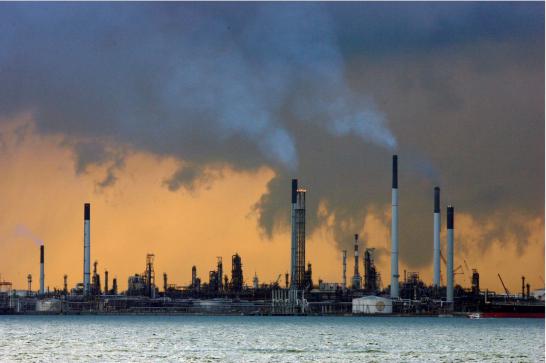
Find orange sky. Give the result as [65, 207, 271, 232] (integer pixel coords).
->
[0, 115, 543, 293]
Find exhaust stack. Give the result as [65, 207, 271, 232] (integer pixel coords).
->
[446, 205, 454, 304]
[290, 179, 297, 288]
[342, 250, 347, 289]
[352, 234, 362, 289]
[83, 203, 91, 296]
[39, 244, 44, 295]
[390, 155, 399, 298]
[433, 187, 441, 287]
[104, 270, 109, 295]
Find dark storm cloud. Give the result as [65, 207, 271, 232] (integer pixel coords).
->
[0, 2, 543, 268]
[327, 2, 543, 55]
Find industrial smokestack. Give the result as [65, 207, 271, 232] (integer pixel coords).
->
[446, 205, 454, 304]
[342, 250, 347, 289]
[104, 270, 109, 295]
[352, 234, 361, 289]
[83, 203, 91, 296]
[217, 257, 223, 291]
[433, 187, 441, 287]
[390, 155, 399, 298]
[39, 244, 44, 295]
[192, 265, 197, 288]
[294, 186, 306, 289]
[290, 178, 297, 288]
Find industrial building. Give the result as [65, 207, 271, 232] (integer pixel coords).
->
[0, 155, 543, 317]
[290, 179, 307, 290]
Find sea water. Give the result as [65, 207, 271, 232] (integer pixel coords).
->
[0, 315, 543, 362]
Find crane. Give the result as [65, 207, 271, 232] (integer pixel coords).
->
[463, 259, 471, 274]
[497, 273, 510, 296]
[440, 251, 463, 274]
[454, 265, 463, 275]
[463, 259, 473, 285]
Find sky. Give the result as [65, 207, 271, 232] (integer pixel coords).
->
[0, 2, 543, 293]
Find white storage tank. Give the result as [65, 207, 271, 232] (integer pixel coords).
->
[352, 296, 392, 314]
[36, 298, 62, 313]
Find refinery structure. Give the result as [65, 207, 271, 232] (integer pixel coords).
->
[0, 155, 543, 317]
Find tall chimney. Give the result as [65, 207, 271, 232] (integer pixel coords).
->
[352, 234, 361, 289]
[433, 187, 441, 287]
[104, 270, 109, 294]
[290, 179, 297, 288]
[390, 155, 399, 298]
[192, 266, 197, 288]
[342, 250, 347, 289]
[39, 244, 45, 295]
[217, 257, 223, 291]
[83, 203, 91, 296]
[521, 276, 525, 298]
[446, 205, 454, 304]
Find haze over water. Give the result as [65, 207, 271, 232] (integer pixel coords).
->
[0, 316, 543, 362]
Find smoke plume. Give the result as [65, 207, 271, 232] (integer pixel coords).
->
[0, 2, 543, 269]
[14, 225, 43, 246]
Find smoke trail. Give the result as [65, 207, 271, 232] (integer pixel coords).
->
[14, 224, 43, 246]
[0, 3, 396, 183]
[0, 2, 542, 269]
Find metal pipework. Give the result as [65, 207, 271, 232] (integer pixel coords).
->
[39, 244, 44, 295]
[390, 155, 399, 298]
[433, 187, 441, 287]
[83, 203, 91, 296]
[446, 205, 454, 304]
[294, 187, 306, 289]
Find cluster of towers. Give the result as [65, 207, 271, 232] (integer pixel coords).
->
[288, 154, 457, 304]
[186, 253, 244, 294]
[35, 154, 457, 302]
[389, 155, 456, 303]
[342, 234, 379, 292]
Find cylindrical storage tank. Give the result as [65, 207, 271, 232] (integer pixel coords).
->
[352, 296, 393, 314]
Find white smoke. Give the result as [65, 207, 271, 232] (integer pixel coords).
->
[14, 224, 43, 246]
[0, 3, 397, 179]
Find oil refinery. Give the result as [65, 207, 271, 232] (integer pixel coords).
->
[0, 155, 543, 318]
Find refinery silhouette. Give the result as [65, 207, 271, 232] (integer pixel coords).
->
[0, 155, 543, 318]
